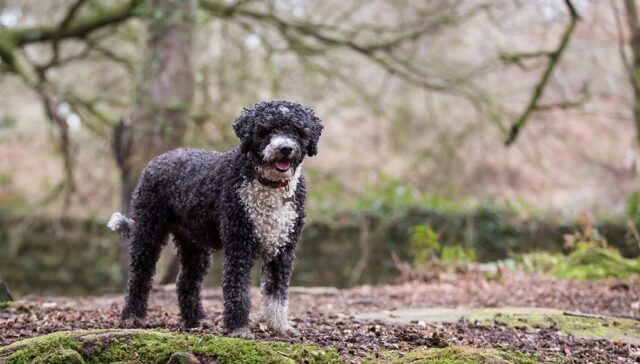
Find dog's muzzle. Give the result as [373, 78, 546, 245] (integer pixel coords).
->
[254, 135, 300, 184]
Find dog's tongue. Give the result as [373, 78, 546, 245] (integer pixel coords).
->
[275, 160, 291, 171]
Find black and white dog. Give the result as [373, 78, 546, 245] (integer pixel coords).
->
[108, 100, 323, 337]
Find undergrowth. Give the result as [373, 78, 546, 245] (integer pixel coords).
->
[509, 215, 640, 280]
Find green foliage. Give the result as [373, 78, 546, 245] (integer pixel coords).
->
[562, 214, 607, 250]
[0, 215, 121, 296]
[510, 219, 640, 281]
[546, 215, 640, 280]
[626, 191, 640, 218]
[511, 252, 564, 274]
[551, 242, 640, 280]
[409, 224, 441, 266]
[473, 203, 519, 260]
[441, 245, 476, 264]
[0, 174, 27, 209]
[408, 224, 477, 271]
[354, 177, 463, 215]
[510, 244, 640, 281]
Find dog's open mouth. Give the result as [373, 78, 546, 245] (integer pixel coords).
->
[274, 160, 292, 172]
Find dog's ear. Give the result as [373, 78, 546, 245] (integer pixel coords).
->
[233, 108, 254, 154]
[303, 108, 323, 157]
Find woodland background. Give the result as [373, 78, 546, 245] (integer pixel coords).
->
[1, 0, 640, 295]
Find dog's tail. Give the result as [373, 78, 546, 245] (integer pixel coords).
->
[107, 212, 133, 240]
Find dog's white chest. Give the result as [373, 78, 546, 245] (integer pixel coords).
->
[238, 169, 301, 260]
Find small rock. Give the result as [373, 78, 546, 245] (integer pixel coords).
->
[631, 301, 640, 310]
[166, 352, 201, 364]
[42, 302, 58, 309]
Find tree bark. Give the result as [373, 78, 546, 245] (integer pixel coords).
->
[114, 0, 195, 286]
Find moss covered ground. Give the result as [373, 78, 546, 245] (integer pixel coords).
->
[374, 346, 537, 364]
[0, 329, 540, 364]
[0, 329, 341, 364]
[469, 307, 640, 344]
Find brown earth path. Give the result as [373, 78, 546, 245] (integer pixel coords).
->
[2, 272, 640, 362]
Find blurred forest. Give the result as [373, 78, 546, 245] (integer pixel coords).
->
[1, 0, 640, 293]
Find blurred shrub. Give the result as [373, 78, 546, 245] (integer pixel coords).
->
[397, 223, 478, 281]
[409, 224, 441, 267]
[0, 174, 27, 209]
[507, 218, 640, 281]
[511, 252, 564, 273]
[550, 241, 640, 280]
[626, 191, 640, 218]
[2, 200, 640, 295]
[441, 245, 477, 264]
[353, 177, 462, 215]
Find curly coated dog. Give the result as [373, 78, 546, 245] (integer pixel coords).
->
[107, 100, 323, 337]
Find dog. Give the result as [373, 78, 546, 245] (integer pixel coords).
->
[107, 100, 323, 337]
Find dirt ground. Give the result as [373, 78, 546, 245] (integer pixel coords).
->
[2, 272, 640, 363]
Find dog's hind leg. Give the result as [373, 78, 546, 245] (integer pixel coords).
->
[261, 246, 298, 336]
[120, 208, 170, 327]
[175, 236, 212, 328]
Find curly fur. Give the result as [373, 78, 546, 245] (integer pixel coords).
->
[110, 100, 322, 334]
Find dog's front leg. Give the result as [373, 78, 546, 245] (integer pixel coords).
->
[261, 246, 298, 336]
[222, 248, 255, 338]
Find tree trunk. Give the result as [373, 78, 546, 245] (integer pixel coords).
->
[114, 0, 195, 286]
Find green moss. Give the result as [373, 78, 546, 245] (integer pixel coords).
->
[374, 346, 537, 364]
[0, 330, 545, 364]
[0, 330, 342, 364]
[550, 243, 640, 280]
[33, 348, 85, 364]
[512, 242, 640, 281]
[469, 308, 640, 344]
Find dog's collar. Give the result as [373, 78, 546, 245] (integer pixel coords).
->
[256, 175, 290, 190]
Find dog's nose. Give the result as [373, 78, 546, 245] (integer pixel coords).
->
[279, 146, 293, 155]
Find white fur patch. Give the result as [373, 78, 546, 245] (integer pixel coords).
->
[107, 212, 129, 231]
[262, 295, 290, 332]
[278, 105, 290, 114]
[262, 135, 296, 165]
[238, 166, 302, 260]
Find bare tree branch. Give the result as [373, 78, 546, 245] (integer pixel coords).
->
[34, 78, 77, 208]
[504, 0, 580, 146]
[612, 0, 633, 79]
[6, 0, 141, 46]
[45, 0, 89, 69]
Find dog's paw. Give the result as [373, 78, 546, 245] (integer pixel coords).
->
[227, 327, 255, 339]
[273, 325, 300, 338]
[182, 308, 208, 329]
[183, 319, 203, 329]
[119, 316, 144, 328]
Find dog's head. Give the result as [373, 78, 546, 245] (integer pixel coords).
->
[233, 100, 323, 182]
